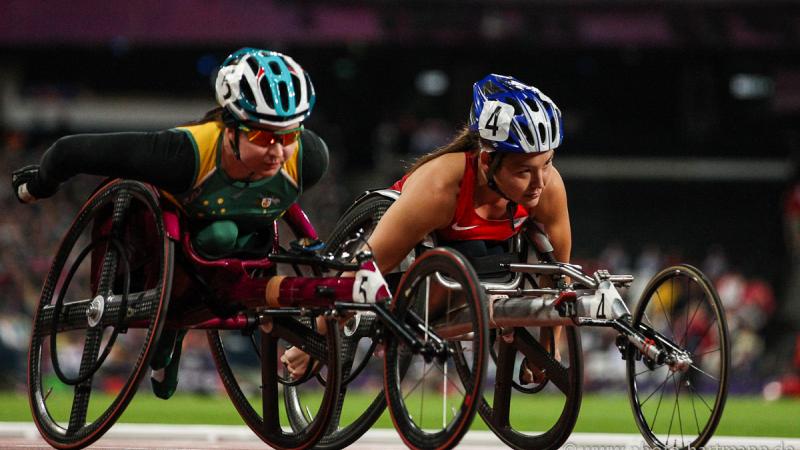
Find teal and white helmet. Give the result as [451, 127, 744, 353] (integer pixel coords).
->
[215, 48, 316, 128]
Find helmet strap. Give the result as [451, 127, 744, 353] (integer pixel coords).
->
[231, 127, 242, 160]
[485, 152, 519, 231]
[225, 127, 256, 183]
[220, 109, 244, 161]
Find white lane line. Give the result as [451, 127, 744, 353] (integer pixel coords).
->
[1, 423, 799, 448]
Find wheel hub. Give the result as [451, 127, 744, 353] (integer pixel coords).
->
[86, 295, 106, 328]
[344, 312, 361, 337]
[668, 351, 692, 373]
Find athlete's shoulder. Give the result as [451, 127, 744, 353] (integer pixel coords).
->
[176, 120, 224, 132]
[408, 152, 469, 188]
[174, 121, 224, 189]
[175, 121, 224, 144]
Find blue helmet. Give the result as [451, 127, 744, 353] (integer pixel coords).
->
[469, 74, 563, 153]
[215, 48, 316, 128]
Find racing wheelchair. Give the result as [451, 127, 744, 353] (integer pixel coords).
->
[284, 189, 731, 450]
[26, 179, 490, 450]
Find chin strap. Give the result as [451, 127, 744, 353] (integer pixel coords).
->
[227, 126, 257, 184]
[485, 152, 518, 231]
[231, 127, 242, 160]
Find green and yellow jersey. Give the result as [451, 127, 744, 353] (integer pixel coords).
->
[173, 121, 304, 257]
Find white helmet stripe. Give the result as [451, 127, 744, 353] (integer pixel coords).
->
[531, 87, 563, 149]
[521, 96, 550, 152]
[241, 62, 268, 112]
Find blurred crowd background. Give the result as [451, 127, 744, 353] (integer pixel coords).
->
[2, 0, 800, 398]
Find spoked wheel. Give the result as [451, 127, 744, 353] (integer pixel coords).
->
[626, 264, 730, 450]
[284, 192, 415, 449]
[28, 180, 173, 449]
[384, 247, 488, 450]
[208, 313, 341, 450]
[470, 326, 583, 450]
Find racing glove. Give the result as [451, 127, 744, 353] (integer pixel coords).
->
[11, 165, 59, 204]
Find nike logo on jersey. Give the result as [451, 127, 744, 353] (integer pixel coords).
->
[451, 223, 478, 231]
[451, 217, 527, 231]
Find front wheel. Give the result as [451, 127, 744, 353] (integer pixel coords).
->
[626, 264, 730, 450]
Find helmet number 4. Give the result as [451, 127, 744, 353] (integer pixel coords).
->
[485, 106, 502, 136]
[478, 100, 513, 142]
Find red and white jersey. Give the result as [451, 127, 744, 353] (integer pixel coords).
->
[391, 152, 528, 242]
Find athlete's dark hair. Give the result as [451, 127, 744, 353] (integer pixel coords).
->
[407, 126, 483, 175]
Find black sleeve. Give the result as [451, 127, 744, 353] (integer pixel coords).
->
[32, 130, 197, 197]
[300, 129, 329, 190]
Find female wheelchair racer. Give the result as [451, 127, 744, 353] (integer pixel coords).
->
[285, 73, 568, 399]
[13, 47, 332, 400]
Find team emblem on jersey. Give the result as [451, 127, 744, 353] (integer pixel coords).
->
[260, 196, 281, 208]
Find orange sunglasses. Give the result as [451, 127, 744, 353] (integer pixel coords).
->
[239, 125, 303, 147]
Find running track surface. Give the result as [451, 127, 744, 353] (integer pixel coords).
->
[2, 423, 799, 450]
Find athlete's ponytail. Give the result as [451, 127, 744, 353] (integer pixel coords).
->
[406, 126, 481, 175]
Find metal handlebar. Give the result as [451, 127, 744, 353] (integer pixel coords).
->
[499, 262, 634, 290]
[502, 262, 599, 288]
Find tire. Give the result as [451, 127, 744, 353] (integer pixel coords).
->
[626, 265, 730, 450]
[384, 247, 488, 450]
[208, 314, 341, 450]
[284, 193, 409, 449]
[28, 180, 173, 449]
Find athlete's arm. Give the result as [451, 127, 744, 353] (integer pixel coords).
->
[367, 153, 466, 273]
[23, 130, 197, 200]
[529, 167, 571, 264]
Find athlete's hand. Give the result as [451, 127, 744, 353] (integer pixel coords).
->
[281, 346, 313, 379]
[11, 165, 56, 204]
[12, 165, 40, 203]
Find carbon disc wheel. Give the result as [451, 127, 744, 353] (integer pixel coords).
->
[28, 180, 173, 449]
